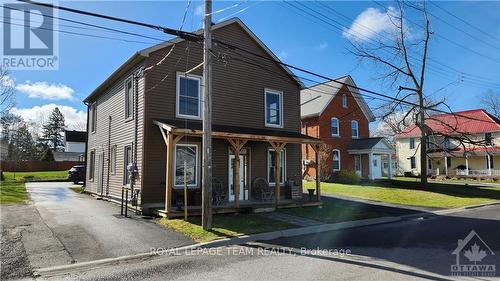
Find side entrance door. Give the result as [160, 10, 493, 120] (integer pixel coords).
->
[372, 155, 382, 179]
[228, 154, 246, 201]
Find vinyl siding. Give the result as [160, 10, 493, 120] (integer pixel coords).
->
[86, 62, 145, 201]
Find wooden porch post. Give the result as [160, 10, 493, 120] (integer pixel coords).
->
[314, 144, 321, 201]
[165, 132, 174, 213]
[270, 142, 286, 208]
[228, 138, 247, 209]
[444, 156, 448, 176]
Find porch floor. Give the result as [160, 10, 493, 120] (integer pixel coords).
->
[152, 199, 322, 218]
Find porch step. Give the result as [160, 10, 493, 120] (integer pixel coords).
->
[252, 207, 276, 213]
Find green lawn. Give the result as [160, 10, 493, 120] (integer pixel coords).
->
[158, 213, 296, 242]
[0, 173, 28, 204]
[280, 200, 392, 224]
[4, 171, 68, 182]
[305, 180, 500, 209]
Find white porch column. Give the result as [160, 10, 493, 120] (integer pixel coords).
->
[487, 155, 492, 176]
[387, 154, 393, 180]
[465, 155, 469, 176]
[368, 152, 374, 180]
[444, 156, 448, 176]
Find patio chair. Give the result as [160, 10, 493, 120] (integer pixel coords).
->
[253, 177, 274, 201]
[212, 178, 228, 206]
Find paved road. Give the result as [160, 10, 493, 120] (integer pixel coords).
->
[41, 204, 500, 280]
[23, 182, 193, 267]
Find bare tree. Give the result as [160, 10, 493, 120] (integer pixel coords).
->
[0, 66, 15, 115]
[347, 1, 439, 184]
[479, 90, 500, 119]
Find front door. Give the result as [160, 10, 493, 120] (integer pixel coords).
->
[372, 155, 382, 179]
[228, 154, 247, 201]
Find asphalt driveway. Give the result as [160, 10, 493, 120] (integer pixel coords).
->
[22, 182, 193, 268]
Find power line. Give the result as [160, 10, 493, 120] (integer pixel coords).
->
[20, 0, 499, 125]
[429, 1, 500, 43]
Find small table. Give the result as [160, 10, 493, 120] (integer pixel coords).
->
[307, 188, 315, 201]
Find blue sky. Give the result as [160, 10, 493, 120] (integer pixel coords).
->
[3, 0, 499, 131]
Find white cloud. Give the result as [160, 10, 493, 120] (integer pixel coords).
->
[194, 4, 204, 17]
[11, 104, 87, 132]
[278, 50, 289, 60]
[16, 81, 75, 100]
[317, 42, 329, 50]
[343, 6, 398, 42]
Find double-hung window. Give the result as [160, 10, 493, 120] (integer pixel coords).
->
[409, 138, 415, 149]
[268, 149, 286, 185]
[331, 118, 339, 136]
[265, 89, 283, 128]
[174, 144, 198, 187]
[332, 149, 341, 171]
[176, 73, 201, 119]
[351, 120, 359, 138]
[410, 156, 416, 169]
[90, 102, 97, 132]
[485, 133, 493, 146]
[125, 77, 134, 120]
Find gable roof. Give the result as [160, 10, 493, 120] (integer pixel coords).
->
[300, 75, 375, 121]
[84, 18, 302, 102]
[65, 130, 87, 143]
[347, 137, 392, 151]
[396, 109, 500, 138]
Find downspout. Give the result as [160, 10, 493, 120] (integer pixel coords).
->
[83, 101, 90, 189]
[106, 115, 111, 196]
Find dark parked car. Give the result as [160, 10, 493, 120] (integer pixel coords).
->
[68, 165, 86, 184]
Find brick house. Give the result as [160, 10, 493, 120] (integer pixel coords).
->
[301, 76, 393, 180]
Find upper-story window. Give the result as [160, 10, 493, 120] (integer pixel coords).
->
[90, 102, 97, 133]
[409, 138, 415, 149]
[443, 137, 451, 149]
[125, 77, 134, 120]
[265, 89, 283, 128]
[176, 73, 201, 119]
[351, 120, 359, 138]
[342, 94, 347, 108]
[485, 133, 493, 146]
[331, 117, 339, 136]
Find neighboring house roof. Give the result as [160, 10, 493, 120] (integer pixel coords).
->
[65, 130, 87, 143]
[300, 75, 375, 122]
[347, 137, 391, 150]
[84, 18, 303, 102]
[396, 109, 500, 138]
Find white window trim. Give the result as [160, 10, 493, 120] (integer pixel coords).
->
[267, 148, 286, 185]
[351, 120, 359, 139]
[110, 145, 117, 175]
[173, 143, 199, 188]
[354, 154, 362, 174]
[176, 72, 202, 120]
[89, 150, 96, 181]
[264, 89, 284, 128]
[332, 149, 341, 171]
[342, 94, 347, 108]
[125, 76, 134, 121]
[123, 144, 133, 185]
[331, 117, 340, 137]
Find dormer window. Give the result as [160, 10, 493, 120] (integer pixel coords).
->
[485, 133, 493, 146]
[342, 94, 347, 108]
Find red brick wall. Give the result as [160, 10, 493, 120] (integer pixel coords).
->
[302, 85, 370, 178]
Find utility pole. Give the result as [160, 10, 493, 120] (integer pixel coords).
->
[201, 0, 213, 230]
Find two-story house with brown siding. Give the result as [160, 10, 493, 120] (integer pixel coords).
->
[84, 18, 322, 217]
[301, 76, 393, 180]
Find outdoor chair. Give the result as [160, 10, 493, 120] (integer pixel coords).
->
[212, 178, 228, 206]
[253, 177, 274, 201]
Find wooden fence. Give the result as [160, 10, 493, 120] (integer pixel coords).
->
[0, 161, 82, 172]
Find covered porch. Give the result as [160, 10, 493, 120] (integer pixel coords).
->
[347, 137, 394, 180]
[428, 148, 500, 178]
[153, 119, 323, 218]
